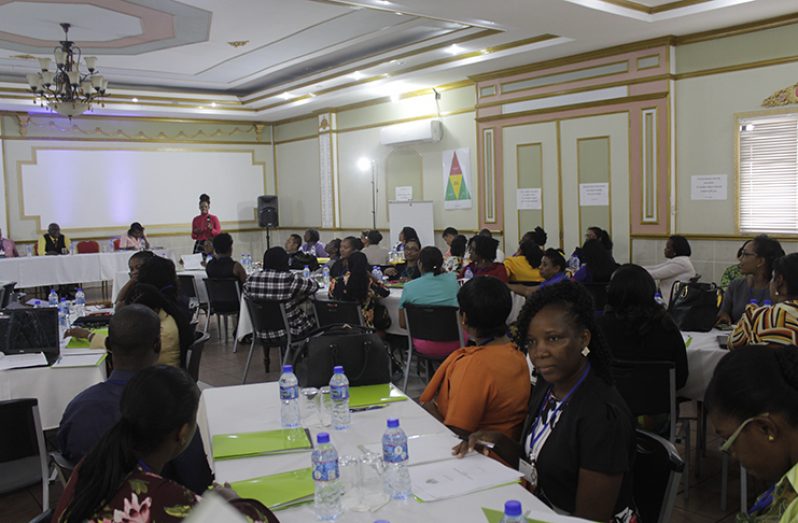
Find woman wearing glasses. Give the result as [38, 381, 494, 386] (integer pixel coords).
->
[717, 235, 784, 325]
[705, 346, 798, 522]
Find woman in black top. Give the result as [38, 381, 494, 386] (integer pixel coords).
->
[455, 281, 636, 522]
[329, 251, 389, 329]
[599, 264, 688, 390]
[573, 238, 618, 283]
[205, 233, 247, 285]
[329, 236, 362, 278]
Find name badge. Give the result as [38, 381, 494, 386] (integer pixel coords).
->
[519, 458, 538, 489]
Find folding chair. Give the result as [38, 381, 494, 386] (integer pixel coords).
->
[0, 398, 50, 514]
[203, 278, 241, 353]
[402, 304, 464, 392]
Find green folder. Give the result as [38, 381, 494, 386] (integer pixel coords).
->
[482, 507, 548, 523]
[348, 383, 408, 409]
[65, 328, 108, 349]
[231, 468, 314, 510]
[212, 428, 312, 460]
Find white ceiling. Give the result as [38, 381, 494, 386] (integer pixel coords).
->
[0, 0, 795, 121]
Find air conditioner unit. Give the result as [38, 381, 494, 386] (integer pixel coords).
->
[380, 119, 443, 146]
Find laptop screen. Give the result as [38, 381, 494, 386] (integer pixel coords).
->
[0, 308, 60, 361]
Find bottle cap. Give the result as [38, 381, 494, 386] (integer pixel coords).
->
[386, 418, 399, 428]
[749, 299, 759, 305]
[317, 432, 330, 444]
[333, 365, 344, 374]
[282, 364, 293, 373]
[504, 500, 522, 517]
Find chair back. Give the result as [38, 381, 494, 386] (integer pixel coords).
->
[581, 282, 609, 311]
[634, 429, 684, 523]
[76, 240, 100, 254]
[0, 281, 11, 308]
[245, 296, 290, 335]
[611, 359, 677, 440]
[178, 274, 199, 299]
[313, 299, 363, 328]
[112, 238, 121, 251]
[185, 333, 210, 382]
[203, 278, 240, 314]
[0, 398, 48, 506]
[404, 304, 464, 345]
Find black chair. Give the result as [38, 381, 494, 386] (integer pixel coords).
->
[312, 299, 363, 328]
[203, 278, 241, 350]
[581, 282, 609, 312]
[0, 281, 15, 308]
[403, 304, 464, 392]
[29, 509, 53, 523]
[0, 398, 49, 514]
[242, 296, 304, 383]
[634, 429, 685, 523]
[49, 450, 75, 487]
[612, 359, 691, 499]
[178, 274, 206, 321]
[185, 332, 210, 382]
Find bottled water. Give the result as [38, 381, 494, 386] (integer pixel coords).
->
[26, 244, 33, 257]
[312, 432, 342, 521]
[749, 298, 759, 307]
[499, 500, 524, 523]
[382, 418, 411, 500]
[329, 366, 350, 430]
[74, 288, 86, 317]
[322, 266, 331, 286]
[463, 267, 474, 281]
[279, 364, 300, 428]
[58, 298, 69, 337]
[371, 266, 383, 281]
[763, 299, 773, 307]
[48, 288, 58, 307]
[303, 265, 311, 279]
[654, 290, 666, 308]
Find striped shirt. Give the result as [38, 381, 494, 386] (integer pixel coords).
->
[243, 270, 318, 340]
[729, 300, 798, 349]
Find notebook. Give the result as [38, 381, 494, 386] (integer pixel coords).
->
[211, 427, 312, 460]
[230, 468, 314, 510]
[348, 383, 408, 409]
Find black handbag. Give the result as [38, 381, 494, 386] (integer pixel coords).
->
[291, 323, 392, 387]
[667, 280, 721, 332]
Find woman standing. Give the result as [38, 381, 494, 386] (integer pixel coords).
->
[191, 193, 221, 254]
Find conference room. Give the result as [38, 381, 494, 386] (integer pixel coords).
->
[2, 1, 798, 522]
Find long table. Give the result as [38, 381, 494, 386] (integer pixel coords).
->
[197, 382, 580, 523]
[678, 329, 729, 401]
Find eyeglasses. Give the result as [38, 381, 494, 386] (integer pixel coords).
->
[739, 251, 758, 258]
[720, 413, 769, 454]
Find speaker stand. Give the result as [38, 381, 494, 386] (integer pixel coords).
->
[265, 225, 271, 250]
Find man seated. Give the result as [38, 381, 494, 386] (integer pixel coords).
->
[0, 227, 19, 257]
[57, 305, 213, 494]
[37, 222, 71, 255]
[419, 276, 530, 440]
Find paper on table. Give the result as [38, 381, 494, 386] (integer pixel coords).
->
[66, 328, 108, 349]
[181, 254, 204, 270]
[59, 348, 106, 356]
[183, 492, 248, 523]
[409, 453, 523, 502]
[348, 383, 408, 409]
[482, 507, 592, 523]
[230, 467, 314, 510]
[51, 353, 107, 368]
[359, 433, 462, 466]
[682, 333, 692, 349]
[212, 428, 312, 460]
[0, 352, 48, 370]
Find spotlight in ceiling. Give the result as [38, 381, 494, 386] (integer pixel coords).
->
[279, 92, 294, 100]
[445, 44, 465, 55]
[131, 97, 138, 102]
[350, 71, 365, 80]
[210, 102, 217, 107]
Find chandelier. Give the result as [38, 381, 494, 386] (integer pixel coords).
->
[26, 23, 108, 118]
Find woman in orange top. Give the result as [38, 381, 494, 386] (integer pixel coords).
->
[420, 276, 530, 440]
[191, 193, 221, 253]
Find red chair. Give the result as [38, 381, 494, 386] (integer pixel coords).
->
[76, 240, 100, 254]
[112, 238, 121, 251]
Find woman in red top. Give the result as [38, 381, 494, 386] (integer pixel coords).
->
[460, 235, 509, 283]
[191, 193, 221, 253]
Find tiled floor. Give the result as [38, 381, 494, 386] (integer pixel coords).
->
[1, 321, 753, 523]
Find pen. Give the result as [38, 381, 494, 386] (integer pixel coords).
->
[350, 405, 386, 412]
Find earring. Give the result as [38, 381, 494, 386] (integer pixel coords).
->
[581, 346, 590, 357]
[768, 434, 775, 442]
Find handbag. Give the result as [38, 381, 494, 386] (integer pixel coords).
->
[292, 323, 392, 387]
[667, 279, 721, 332]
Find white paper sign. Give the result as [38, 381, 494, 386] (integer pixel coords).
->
[579, 182, 609, 206]
[691, 175, 727, 200]
[395, 186, 413, 201]
[517, 188, 542, 210]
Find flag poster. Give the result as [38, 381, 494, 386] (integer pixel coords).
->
[443, 148, 472, 210]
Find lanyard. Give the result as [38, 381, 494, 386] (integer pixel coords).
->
[137, 459, 154, 473]
[528, 362, 592, 458]
[748, 484, 776, 515]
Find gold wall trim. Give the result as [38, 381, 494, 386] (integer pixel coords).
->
[477, 92, 667, 123]
[601, 0, 713, 15]
[641, 108, 658, 223]
[631, 233, 798, 241]
[674, 11, 798, 45]
[335, 108, 473, 134]
[675, 54, 798, 81]
[273, 134, 320, 145]
[499, 60, 630, 95]
[515, 142, 544, 236]
[470, 37, 673, 82]
[576, 136, 612, 236]
[483, 128, 496, 224]
[0, 111, 266, 128]
[0, 136, 270, 145]
[556, 121, 564, 249]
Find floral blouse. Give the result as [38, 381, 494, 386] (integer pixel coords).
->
[54, 466, 277, 523]
[736, 462, 798, 522]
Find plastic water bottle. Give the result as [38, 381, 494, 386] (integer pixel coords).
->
[372, 266, 383, 281]
[312, 432, 342, 520]
[279, 364, 300, 428]
[26, 244, 33, 257]
[382, 418, 411, 500]
[303, 265, 311, 279]
[48, 288, 58, 307]
[463, 267, 474, 281]
[764, 299, 773, 307]
[74, 288, 86, 317]
[58, 298, 69, 336]
[329, 366, 350, 430]
[322, 266, 331, 286]
[749, 298, 759, 307]
[499, 500, 524, 523]
[654, 290, 666, 308]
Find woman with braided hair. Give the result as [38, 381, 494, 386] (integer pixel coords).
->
[454, 281, 637, 522]
[705, 346, 798, 522]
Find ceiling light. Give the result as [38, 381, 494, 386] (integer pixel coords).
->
[350, 71, 365, 80]
[308, 93, 317, 98]
[390, 93, 400, 102]
[376, 0, 392, 4]
[480, 49, 490, 55]
[198, 106, 205, 110]
[357, 157, 373, 172]
[279, 92, 294, 100]
[131, 97, 138, 103]
[26, 22, 108, 119]
[445, 44, 465, 56]
[210, 102, 217, 107]
[394, 11, 403, 15]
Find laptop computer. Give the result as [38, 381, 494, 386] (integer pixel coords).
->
[0, 308, 60, 365]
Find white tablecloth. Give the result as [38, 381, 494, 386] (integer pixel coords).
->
[0, 363, 107, 430]
[197, 382, 569, 523]
[678, 329, 729, 401]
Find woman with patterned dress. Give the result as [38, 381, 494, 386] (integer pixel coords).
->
[329, 251, 390, 329]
